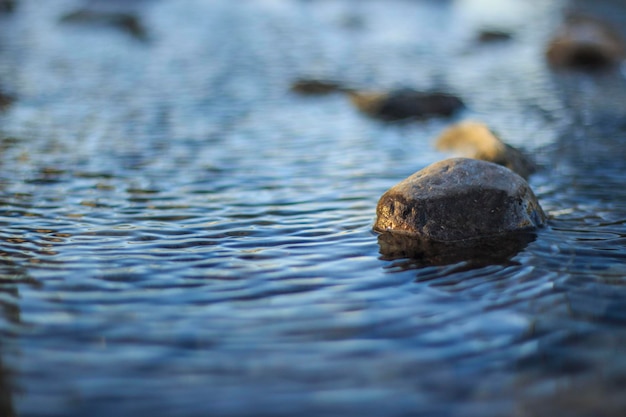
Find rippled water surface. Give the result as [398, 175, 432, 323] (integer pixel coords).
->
[2, 0, 626, 416]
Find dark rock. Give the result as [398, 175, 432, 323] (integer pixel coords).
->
[348, 88, 464, 121]
[60, 9, 148, 41]
[477, 29, 513, 43]
[0, 0, 15, 13]
[290, 79, 347, 95]
[340, 14, 365, 30]
[0, 90, 14, 111]
[435, 121, 536, 179]
[373, 158, 546, 242]
[546, 14, 625, 70]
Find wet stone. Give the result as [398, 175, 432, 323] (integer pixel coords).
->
[0, 0, 15, 13]
[60, 9, 148, 41]
[435, 120, 536, 179]
[477, 29, 513, 43]
[290, 79, 347, 95]
[546, 14, 625, 70]
[348, 88, 464, 121]
[0, 90, 14, 111]
[374, 158, 546, 242]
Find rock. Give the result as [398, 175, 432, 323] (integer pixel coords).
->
[373, 158, 546, 242]
[477, 29, 513, 43]
[0, 0, 15, 13]
[546, 14, 625, 70]
[348, 88, 464, 121]
[60, 9, 148, 41]
[290, 79, 347, 95]
[0, 90, 14, 111]
[434, 121, 536, 179]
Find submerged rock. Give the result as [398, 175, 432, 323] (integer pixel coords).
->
[546, 14, 625, 70]
[290, 79, 347, 95]
[60, 9, 148, 41]
[477, 29, 513, 43]
[0, 90, 14, 111]
[0, 0, 15, 13]
[374, 158, 546, 242]
[435, 121, 536, 179]
[348, 88, 464, 121]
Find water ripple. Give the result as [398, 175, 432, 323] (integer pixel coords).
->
[0, 0, 626, 416]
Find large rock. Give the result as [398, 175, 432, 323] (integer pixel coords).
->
[435, 121, 536, 179]
[374, 158, 546, 242]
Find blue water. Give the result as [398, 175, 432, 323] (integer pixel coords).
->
[1, 0, 626, 416]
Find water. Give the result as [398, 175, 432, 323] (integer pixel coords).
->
[1, 0, 626, 415]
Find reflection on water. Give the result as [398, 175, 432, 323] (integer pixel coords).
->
[0, 0, 625, 415]
[0, 257, 30, 417]
[378, 230, 537, 269]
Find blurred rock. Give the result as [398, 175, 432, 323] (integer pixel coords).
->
[348, 88, 464, 121]
[0, 0, 15, 13]
[0, 91, 14, 111]
[60, 9, 148, 41]
[546, 13, 625, 70]
[290, 79, 347, 95]
[374, 158, 546, 242]
[435, 121, 536, 179]
[477, 29, 513, 43]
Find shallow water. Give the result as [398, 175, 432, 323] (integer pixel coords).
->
[1, 0, 626, 416]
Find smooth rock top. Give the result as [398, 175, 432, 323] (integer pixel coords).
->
[374, 158, 546, 242]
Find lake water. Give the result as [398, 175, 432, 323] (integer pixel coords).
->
[2, 0, 626, 416]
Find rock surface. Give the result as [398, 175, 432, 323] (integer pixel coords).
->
[348, 88, 464, 121]
[374, 158, 546, 242]
[546, 14, 625, 70]
[435, 120, 536, 179]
